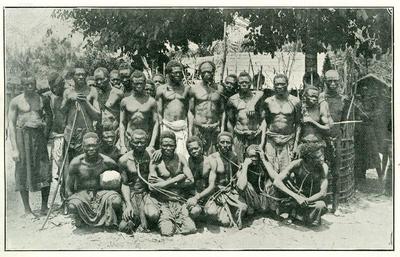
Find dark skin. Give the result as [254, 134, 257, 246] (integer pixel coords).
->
[66, 137, 119, 197]
[148, 138, 194, 193]
[8, 77, 51, 217]
[273, 149, 328, 206]
[236, 146, 278, 191]
[120, 134, 149, 222]
[186, 141, 217, 207]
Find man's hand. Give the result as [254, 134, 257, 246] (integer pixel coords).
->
[151, 150, 162, 163]
[120, 146, 128, 155]
[295, 195, 308, 207]
[146, 146, 155, 155]
[67, 92, 78, 102]
[123, 205, 134, 221]
[11, 149, 20, 162]
[76, 93, 88, 102]
[255, 147, 266, 161]
[242, 157, 252, 167]
[302, 116, 316, 125]
[247, 106, 256, 117]
[186, 196, 198, 207]
[148, 175, 165, 184]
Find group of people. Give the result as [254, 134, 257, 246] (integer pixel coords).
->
[9, 59, 351, 236]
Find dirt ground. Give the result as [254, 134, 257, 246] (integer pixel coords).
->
[4, 151, 393, 250]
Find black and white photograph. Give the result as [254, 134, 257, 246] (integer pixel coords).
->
[2, 4, 395, 251]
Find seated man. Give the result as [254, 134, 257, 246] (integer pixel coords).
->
[185, 136, 217, 220]
[118, 129, 159, 234]
[148, 131, 197, 236]
[237, 145, 279, 215]
[66, 132, 122, 228]
[273, 142, 328, 226]
[204, 132, 247, 229]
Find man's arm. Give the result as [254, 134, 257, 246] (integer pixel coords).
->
[188, 87, 195, 136]
[193, 158, 217, 201]
[119, 99, 128, 153]
[119, 159, 134, 220]
[77, 88, 101, 121]
[273, 159, 306, 203]
[42, 95, 53, 139]
[306, 163, 329, 203]
[60, 89, 73, 114]
[155, 86, 164, 128]
[148, 100, 159, 149]
[65, 160, 79, 198]
[8, 99, 19, 161]
[225, 98, 236, 133]
[236, 158, 252, 191]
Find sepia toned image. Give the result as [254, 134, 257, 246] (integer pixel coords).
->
[3, 7, 393, 250]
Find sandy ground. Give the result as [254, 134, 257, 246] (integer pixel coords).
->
[4, 150, 393, 250]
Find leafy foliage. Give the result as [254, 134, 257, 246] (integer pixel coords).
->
[53, 8, 234, 69]
[238, 8, 392, 59]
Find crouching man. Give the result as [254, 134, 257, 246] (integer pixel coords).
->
[118, 129, 159, 233]
[236, 145, 279, 215]
[66, 132, 122, 228]
[148, 131, 197, 236]
[204, 132, 248, 229]
[273, 142, 328, 226]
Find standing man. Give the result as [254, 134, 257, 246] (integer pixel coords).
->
[156, 60, 191, 159]
[118, 129, 159, 234]
[299, 86, 332, 144]
[189, 61, 226, 155]
[148, 131, 197, 236]
[104, 64, 132, 120]
[94, 67, 111, 110]
[99, 124, 121, 162]
[273, 142, 328, 227]
[223, 74, 239, 100]
[152, 74, 166, 88]
[263, 74, 301, 173]
[119, 71, 158, 154]
[319, 70, 348, 212]
[66, 132, 122, 228]
[227, 71, 266, 162]
[61, 64, 101, 161]
[8, 73, 52, 217]
[204, 132, 247, 229]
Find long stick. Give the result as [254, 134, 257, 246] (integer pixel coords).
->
[248, 52, 255, 77]
[40, 105, 79, 230]
[220, 21, 228, 83]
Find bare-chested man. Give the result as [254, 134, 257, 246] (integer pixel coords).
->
[46, 72, 66, 181]
[185, 136, 217, 220]
[189, 61, 225, 155]
[273, 142, 328, 226]
[237, 145, 278, 215]
[300, 86, 332, 144]
[61, 64, 101, 161]
[319, 70, 348, 212]
[118, 129, 159, 234]
[8, 74, 52, 218]
[145, 80, 156, 98]
[66, 132, 122, 228]
[104, 64, 132, 120]
[263, 74, 301, 173]
[148, 131, 197, 236]
[227, 72, 266, 162]
[204, 132, 247, 229]
[99, 125, 121, 162]
[120, 71, 158, 154]
[156, 60, 191, 159]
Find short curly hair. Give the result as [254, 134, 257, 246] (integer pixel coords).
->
[165, 60, 183, 74]
[298, 142, 323, 161]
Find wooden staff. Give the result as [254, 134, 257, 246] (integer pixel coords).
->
[220, 21, 228, 83]
[248, 52, 255, 77]
[257, 65, 263, 90]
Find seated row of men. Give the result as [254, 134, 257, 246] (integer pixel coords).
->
[67, 129, 328, 236]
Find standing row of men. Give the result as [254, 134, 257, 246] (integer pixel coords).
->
[8, 59, 348, 236]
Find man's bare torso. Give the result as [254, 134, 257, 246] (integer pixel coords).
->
[191, 81, 224, 125]
[265, 95, 300, 135]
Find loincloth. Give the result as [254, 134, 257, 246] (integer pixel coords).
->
[193, 121, 220, 155]
[161, 119, 189, 159]
[265, 131, 295, 173]
[233, 127, 262, 162]
[15, 127, 51, 192]
[158, 200, 196, 235]
[68, 190, 121, 227]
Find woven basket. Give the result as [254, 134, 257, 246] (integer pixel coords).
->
[326, 122, 356, 203]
